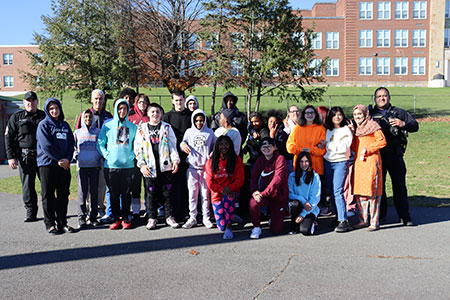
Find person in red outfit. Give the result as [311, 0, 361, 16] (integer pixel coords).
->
[205, 135, 245, 240]
[249, 137, 289, 239]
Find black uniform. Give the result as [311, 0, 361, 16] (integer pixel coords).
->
[5, 109, 45, 219]
[369, 104, 419, 223]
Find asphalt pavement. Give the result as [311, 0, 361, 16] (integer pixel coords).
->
[0, 168, 450, 299]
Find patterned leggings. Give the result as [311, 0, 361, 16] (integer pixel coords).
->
[212, 195, 235, 231]
[356, 195, 381, 227]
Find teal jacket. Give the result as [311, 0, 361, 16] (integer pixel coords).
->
[97, 99, 137, 169]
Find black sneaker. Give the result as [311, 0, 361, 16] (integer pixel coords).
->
[131, 214, 141, 225]
[78, 217, 87, 229]
[58, 225, 76, 233]
[335, 220, 352, 233]
[89, 218, 101, 227]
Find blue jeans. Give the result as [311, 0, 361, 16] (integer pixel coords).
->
[324, 160, 348, 221]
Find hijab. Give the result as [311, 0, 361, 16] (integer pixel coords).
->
[353, 104, 381, 137]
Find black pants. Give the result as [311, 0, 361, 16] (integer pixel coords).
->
[19, 156, 39, 218]
[144, 170, 174, 219]
[77, 167, 99, 219]
[39, 166, 71, 229]
[380, 151, 411, 221]
[104, 168, 132, 221]
[290, 200, 316, 236]
[172, 161, 189, 221]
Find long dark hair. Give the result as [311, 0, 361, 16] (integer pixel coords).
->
[211, 135, 237, 176]
[298, 105, 321, 126]
[325, 106, 347, 129]
[294, 152, 314, 185]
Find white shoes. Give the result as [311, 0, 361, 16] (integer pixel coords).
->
[203, 218, 214, 229]
[166, 216, 180, 228]
[250, 227, 262, 239]
[182, 217, 197, 229]
[146, 218, 157, 230]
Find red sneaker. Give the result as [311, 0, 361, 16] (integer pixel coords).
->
[122, 220, 131, 230]
[109, 220, 122, 230]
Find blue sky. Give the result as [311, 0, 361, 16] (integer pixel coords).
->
[0, 0, 331, 45]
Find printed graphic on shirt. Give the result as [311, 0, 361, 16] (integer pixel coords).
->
[193, 135, 207, 147]
[261, 170, 274, 177]
[214, 166, 229, 179]
[148, 123, 161, 145]
[117, 126, 129, 145]
[56, 132, 67, 140]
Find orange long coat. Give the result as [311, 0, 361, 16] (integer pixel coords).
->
[286, 124, 326, 175]
[351, 129, 386, 197]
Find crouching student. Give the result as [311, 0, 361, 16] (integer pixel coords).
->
[288, 152, 321, 236]
[73, 109, 102, 228]
[134, 103, 181, 230]
[249, 137, 288, 239]
[205, 135, 245, 239]
[180, 109, 216, 229]
[37, 98, 75, 234]
[97, 99, 137, 230]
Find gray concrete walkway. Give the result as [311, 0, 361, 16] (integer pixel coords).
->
[0, 190, 449, 299]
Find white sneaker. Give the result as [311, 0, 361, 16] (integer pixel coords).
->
[146, 218, 157, 230]
[166, 216, 180, 228]
[100, 214, 113, 224]
[182, 218, 197, 229]
[223, 229, 233, 239]
[250, 227, 262, 239]
[203, 218, 214, 229]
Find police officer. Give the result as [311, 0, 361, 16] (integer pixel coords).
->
[5, 91, 45, 222]
[369, 87, 419, 226]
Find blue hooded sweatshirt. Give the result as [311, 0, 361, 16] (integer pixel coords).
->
[97, 99, 137, 169]
[73, 110, 102, 168]
[36, 98, 75, 167]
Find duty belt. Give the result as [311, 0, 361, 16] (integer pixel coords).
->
[22, 149, 37, 155]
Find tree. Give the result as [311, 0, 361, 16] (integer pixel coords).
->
[231, 0, 327, 116]
[23, 0, 131, 101]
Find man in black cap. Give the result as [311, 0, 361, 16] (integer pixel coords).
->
[5, 91, 45, 222]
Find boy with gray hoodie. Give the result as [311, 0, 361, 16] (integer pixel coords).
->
[180, 109, 217, 228]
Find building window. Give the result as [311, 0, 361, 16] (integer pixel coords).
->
[293, 31, 305, 46]
[326, 32, 339, 49]
[311, 32, 322, 49]
[377, 2, 391, 20]
[188, 34, 201, 50]
[360, 2, 373, 19]
[394, 30, 408, 47]
[309, 59, 322, 76]
[231, 33, 244, 50]
[3, 76, 14, 87]
[412, 57, 425, 75]
[445, 29, 450, 47]
[205, 33, 218, 50]
[413, 1, 426, 19]
[376, 57, 390, 75]
[394, 57, 408, 75]
[412, 30, 426, 47]
[446, 1, 450, 18]
[231, 60, 244, 76]
[395, 2, 409, 19]
[326, 59, 339, 76]
[3, 53, 13, 65]
[291, 64, 304, 76]
[377, 30, 390, 47]
[359, 57, 373, 75]
[359, 30, 373, 47]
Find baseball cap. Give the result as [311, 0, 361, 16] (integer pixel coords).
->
[24, 91, 38, 101]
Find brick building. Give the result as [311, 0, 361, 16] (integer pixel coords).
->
[1, 0, 450, 90]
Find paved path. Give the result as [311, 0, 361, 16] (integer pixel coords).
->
[0, 190, 449, 299]
[0, 164, 19, 180]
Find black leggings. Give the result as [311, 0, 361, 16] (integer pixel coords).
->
[290, 200, 316, 236]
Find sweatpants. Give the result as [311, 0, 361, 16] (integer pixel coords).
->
[104, 168, 133, 221]
[76, 167, 100, 219]
[212, 195, 235, 231]
[249, 196, 286, 235]
[187, 167, 211, 220]
[144, 170, 174, 219]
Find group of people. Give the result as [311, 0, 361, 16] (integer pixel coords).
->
[5, 86, 418, 239]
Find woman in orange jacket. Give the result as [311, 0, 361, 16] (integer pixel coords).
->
[350, 104, 387, 231]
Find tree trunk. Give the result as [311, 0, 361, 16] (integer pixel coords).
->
[246, 88, 252, 120]
[255, 79, 262, 112]
[211, 81, 217, 116]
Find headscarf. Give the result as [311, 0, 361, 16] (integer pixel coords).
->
[353, 104, 381, 137]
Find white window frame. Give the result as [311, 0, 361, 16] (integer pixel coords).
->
[326, 59, 339, 76]
[3, 76, 14, 87]
[412, 29, 426, 47]
[413, 1, 426, 19]
[412, 57, 425, 75]
[310, 32, 322, 49]
[326, 32, 339, 49]
[394, 57, 408, 75]
[377, 2, 391, 20]
[3, 53, 13, 65]
[359, 30, 373, 48]
[309, 59, 322, 76]
[377, 30, 390, 47]
[376, 57, 390, 75]
[395, 2, 409, 19]
[231, 60, 244, 76]
[231, 32, 244, 50]
[360, 2, 373, 20]
[359, 57, 373, 75]
[394, 30, 408, 47]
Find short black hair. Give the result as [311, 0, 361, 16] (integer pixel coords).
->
[119, 88, 137, 100]
[374, 87, 390, 99]
[171, 89, 185, 98]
